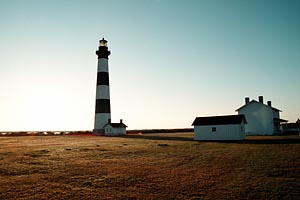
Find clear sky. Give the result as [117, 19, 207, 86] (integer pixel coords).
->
[0, 0, 299, 131]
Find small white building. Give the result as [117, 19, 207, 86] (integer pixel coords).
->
[192, 115, 247, 141]
[103, 119, 127, 136]
[236, 96, 287, 135]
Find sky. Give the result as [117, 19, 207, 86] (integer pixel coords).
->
[0, 0, 299, 131]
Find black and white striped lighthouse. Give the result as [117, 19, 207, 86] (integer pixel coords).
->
[93, 38, 111, 134]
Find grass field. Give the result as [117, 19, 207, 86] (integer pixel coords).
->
[0, 133, 299, 199]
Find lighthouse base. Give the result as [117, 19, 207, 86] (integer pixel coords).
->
[92, 129, 105, 136]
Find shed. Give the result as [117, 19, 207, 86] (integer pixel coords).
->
[192, 115, 247, 140]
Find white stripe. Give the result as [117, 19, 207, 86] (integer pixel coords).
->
[98, 58, 109, 72]
[96, 85, 110, 99]
[95, 113, 111, 129]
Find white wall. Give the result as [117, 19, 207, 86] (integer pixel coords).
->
[194, 123, 245, 140]
[238, 102, 274, 135]
[273, 110, 280, 119]
[104, 125, 126, 136]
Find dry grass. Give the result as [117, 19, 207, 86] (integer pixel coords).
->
[0, 133, 299, 199]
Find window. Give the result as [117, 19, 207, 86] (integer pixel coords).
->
[212, 127, 216, 132]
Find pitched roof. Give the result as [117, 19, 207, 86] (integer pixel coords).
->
[273, 118, 288, 123]
[104, 122, 127, 128]
[236, 100, 281, 112]
[192, 115, 247, 126]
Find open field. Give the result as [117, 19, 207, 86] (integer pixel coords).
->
[0, 133, 299, 199]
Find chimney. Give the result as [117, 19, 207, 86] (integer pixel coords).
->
[258, 96, 264, 104]
[245, 97, 250, 105]
[267, 101, 272, 107]
[120, 119, 123, 124]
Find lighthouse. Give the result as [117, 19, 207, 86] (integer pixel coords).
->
[93, 38, 127, 136]
[93, 38, 111, 135]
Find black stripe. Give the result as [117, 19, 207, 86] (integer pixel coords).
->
[96, 46, 110, 59]
[97, 72, 109, 85]
[95, 99, 111, 113]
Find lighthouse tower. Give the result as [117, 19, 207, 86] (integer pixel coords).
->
[93, 38, 111, 134]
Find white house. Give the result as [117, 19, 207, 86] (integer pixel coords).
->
[192, 115, 247, 141]
[236, 96, 287, 135]
[103, 119, 127, 136]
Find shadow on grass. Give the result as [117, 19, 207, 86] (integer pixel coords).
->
[124, 135, 300, 144]
[124, 135, 194, 142]
[236, 138, 300, 144]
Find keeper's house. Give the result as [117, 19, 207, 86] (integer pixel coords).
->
[236, 96, 287, 135]
[103, 119, 127, 136]
[192, 115, 247, 141]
